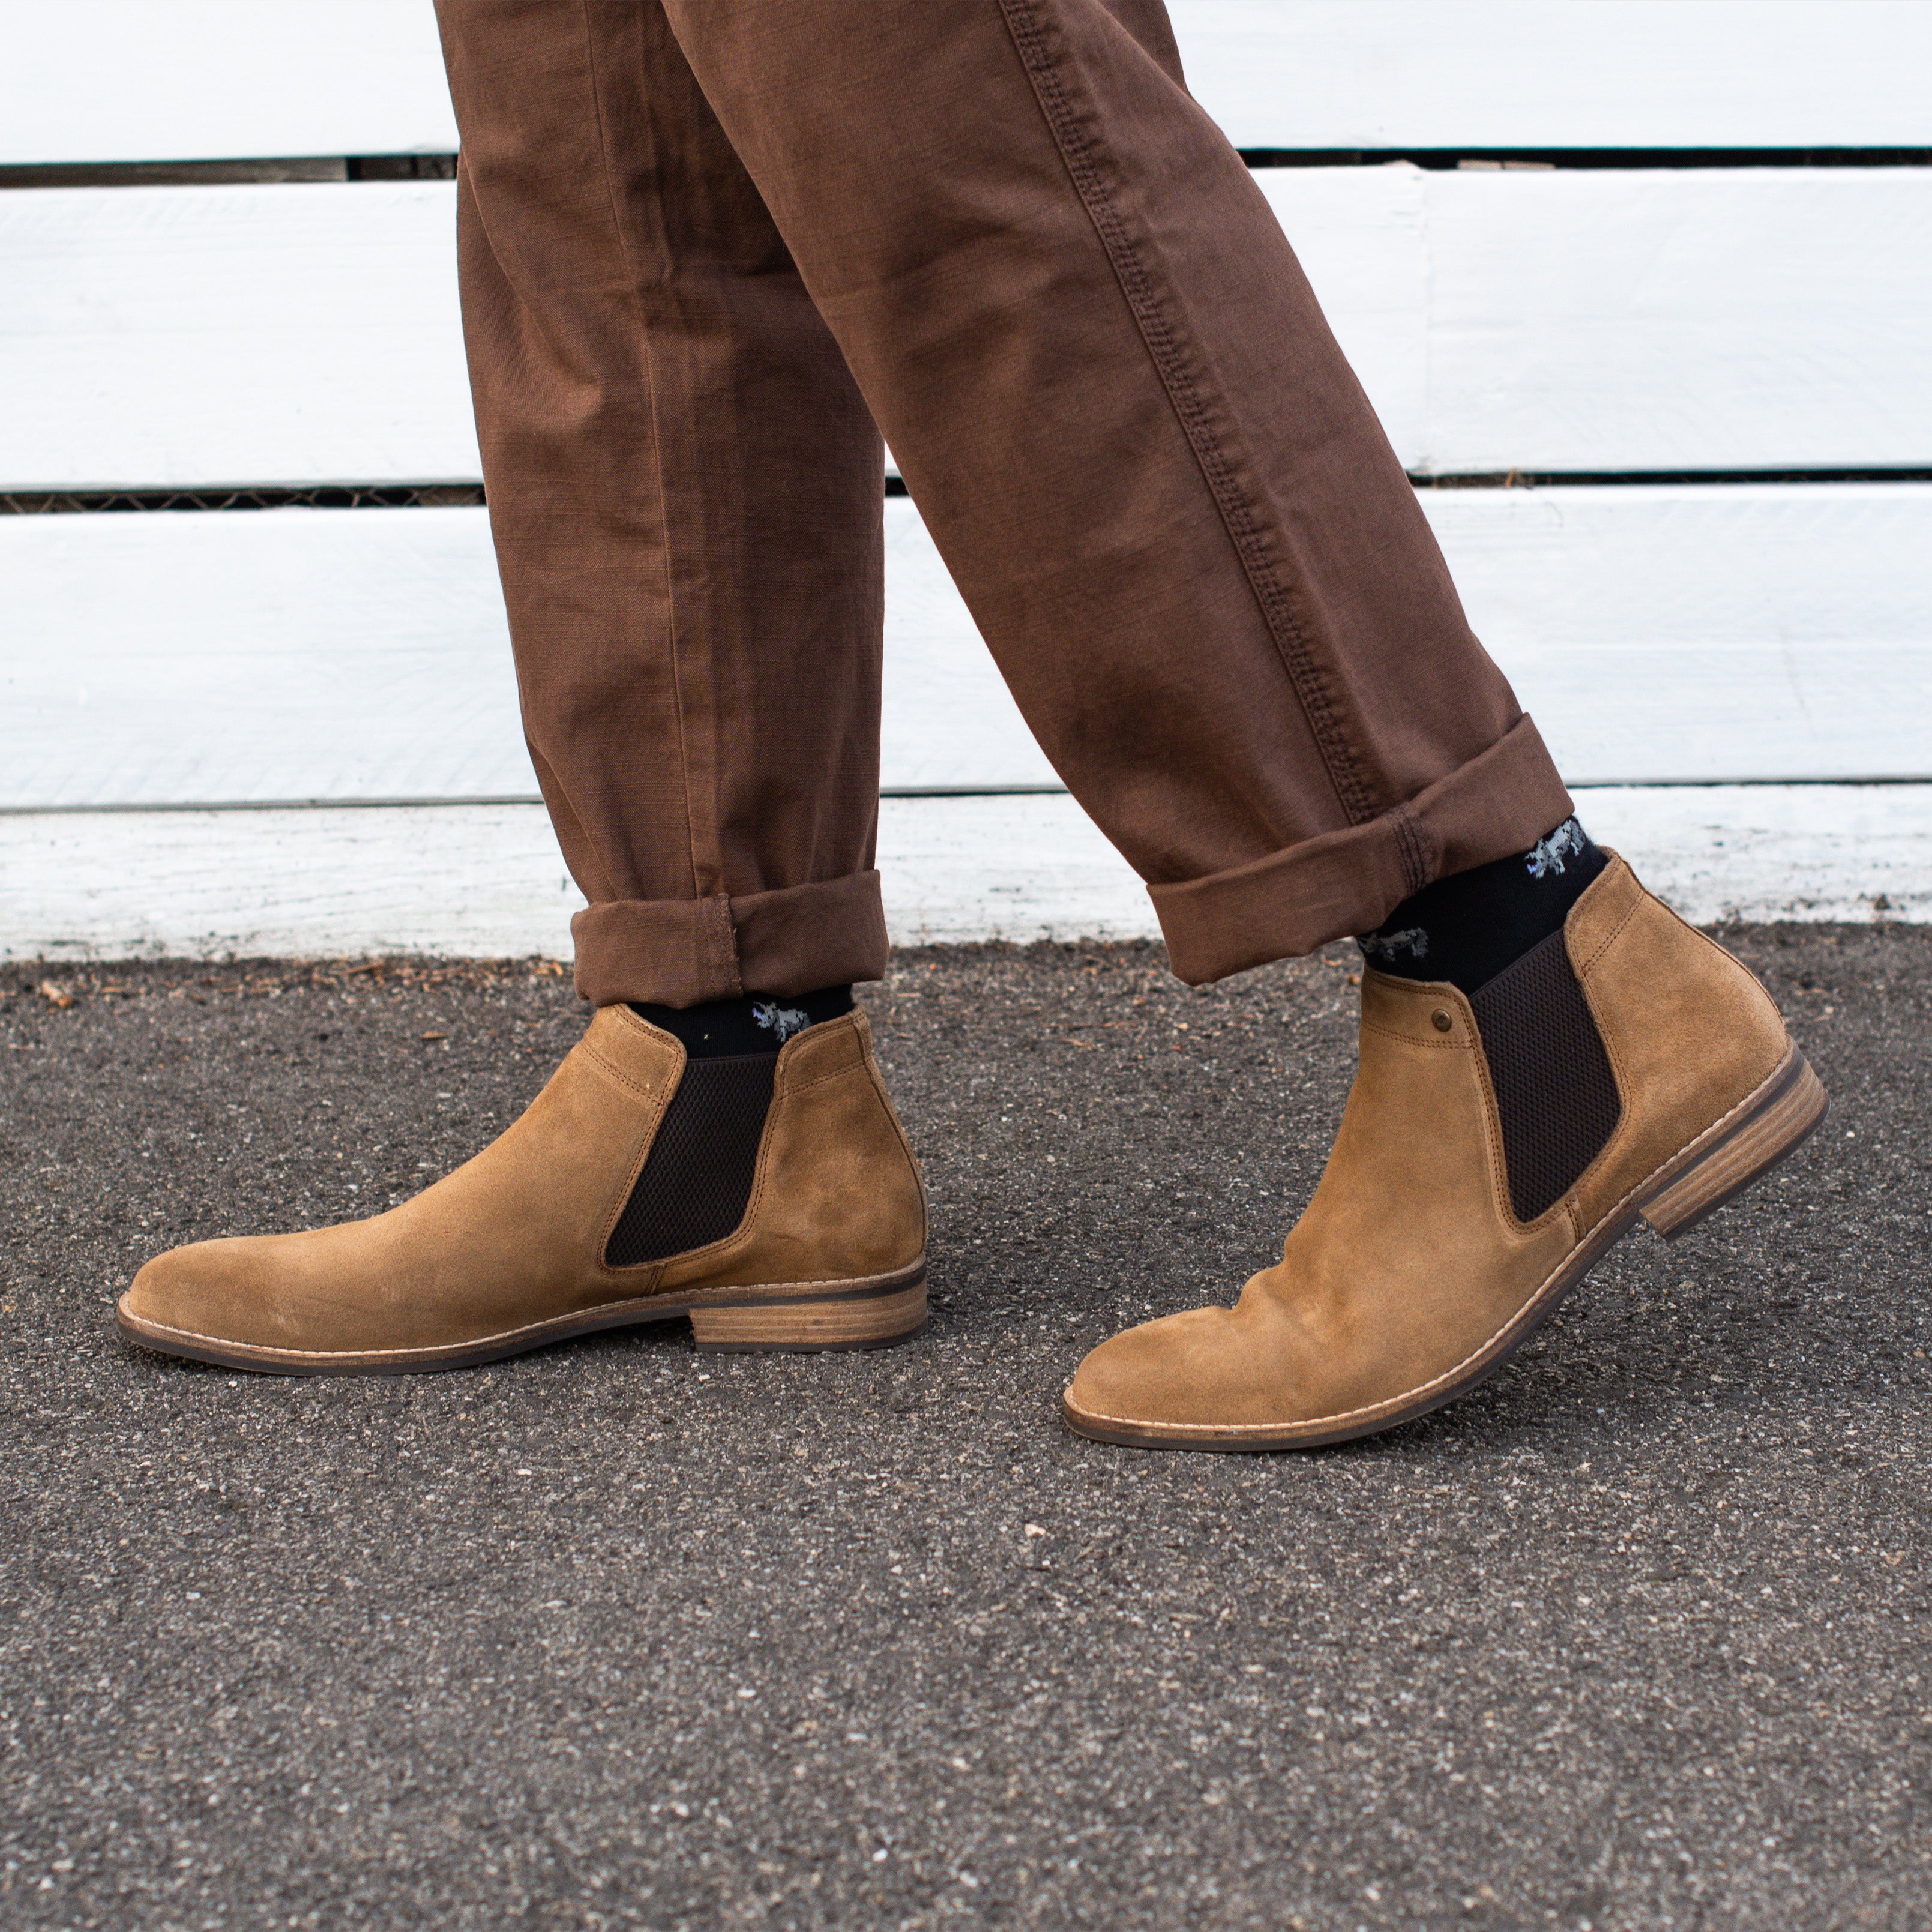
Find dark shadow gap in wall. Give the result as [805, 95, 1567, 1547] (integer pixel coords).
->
[10, 473, 1932, 516]
[1240, 147, 1932, 171]
[4, 148, 1928, 190]
[2, 486, 488, 514]
[8, 774, 1932, 819]
[0, 157, 459, 188]
[1410, 469, 1932, 489]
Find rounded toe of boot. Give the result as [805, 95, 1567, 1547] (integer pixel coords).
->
[119, 1236, 289, 1364]
[1062, 1290, 1308, 1449]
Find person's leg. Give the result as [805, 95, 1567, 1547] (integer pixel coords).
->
[657, 0, 1574, 976]
[442, 0, 889, 1008]
[116, 0, 930, 1370]
[121, 0, 1825, 1408]
[640, 0, 1823, 1446]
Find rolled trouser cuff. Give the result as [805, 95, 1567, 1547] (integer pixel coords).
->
[571, 870, 889, 1007]
[1148, 716, 1575, 985]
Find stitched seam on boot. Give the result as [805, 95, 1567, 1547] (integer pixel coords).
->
[1358, 1012, 1565, 1232]
[774, 1052, 867, 1099]
[592, 1088, 676, 1273]
[993, 0, 1372, 826]
[580, 1044, 667, 1105]
[1358, 1023, 1461, 1050]
[125, 1302, 668, 1362]
[1575, 903, 1642, 984]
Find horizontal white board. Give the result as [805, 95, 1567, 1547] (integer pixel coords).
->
[4, 786, 1926, 965]
[2, 2, 461, 166]
[2, 489, 1928, 811]
[1346, 167, 1932, 475]
[1419, 485, 1932, 784]
[0, 500, 1053, 806]
[1174, 1, 1932, 152]
[7, 3, 1928, 165]
[0, 184, 481, 490]
[7, 169, 1930, 491]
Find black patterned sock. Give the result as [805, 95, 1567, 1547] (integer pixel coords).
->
[628, 986, 854, 1058]
[1360, 819, 1621, 1221]
[1356, 817, 1607, 995]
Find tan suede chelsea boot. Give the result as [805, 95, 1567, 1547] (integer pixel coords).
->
[118, 1006, 927, 1371]
[1063, 855, 1826, 1450]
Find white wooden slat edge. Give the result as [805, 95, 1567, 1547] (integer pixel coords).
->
[1392, 168, 1932, 477]
[4, 785, 1927, 965]
[0, 501, 1056, 805]
[1173, 1, 1932, 152]
[0, 184, 481, 491]
[5, 488, 1928, 810]
[1421, 485, 1932, 785]
[2, 1, 459, 166]
[8, 169, 1930, 492]
[8, 2, 1929, 166]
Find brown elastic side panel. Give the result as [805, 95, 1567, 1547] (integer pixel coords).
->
[1467, 930, 1622, 1223]
[604, 1053, 776, 1267]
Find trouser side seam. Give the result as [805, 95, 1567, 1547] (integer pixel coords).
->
[993, 0, 1373, 826]
[577, 0, 709, 903]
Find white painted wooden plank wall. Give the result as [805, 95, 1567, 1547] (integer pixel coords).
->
[1176, 1, 1932, 151]
[4, 0, 1930, 958]
[7, 1, 1929, 163]
[7, 167, 1930, 490]
[6, 489, 1928, 811]
[5, 786, 1925, 968]
[2, 2, 461, 166]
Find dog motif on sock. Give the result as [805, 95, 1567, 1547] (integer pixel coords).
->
[1358, 926, 1430, 964]
[1525, 817, 1586, 880]
[753, 999, 811, 1043]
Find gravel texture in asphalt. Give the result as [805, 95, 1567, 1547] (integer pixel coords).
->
[2, 930, 1928, 1931]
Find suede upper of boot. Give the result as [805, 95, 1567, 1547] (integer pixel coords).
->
[1065, 855, 1799, 1440]
[1563, 858, 1789, 1231]
[119, 1006, 925, 1362]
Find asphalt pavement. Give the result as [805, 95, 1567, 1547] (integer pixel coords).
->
[2, 927, 1928, 1930]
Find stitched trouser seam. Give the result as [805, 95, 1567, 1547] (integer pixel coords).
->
[995, 0, 1373, 826]
[1390, 801, 1431, 895]
[577, 0, 708, 904]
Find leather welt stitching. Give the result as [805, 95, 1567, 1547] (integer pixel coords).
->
[993, 0, 1371, 826]
[1358, 1022, 1461, 1049]
[1074, 1044, 1798, 1436]
[580, 1044, 663, 1105]
[775, 1052, 864, 1098]
[127, 1304, 665, 1362]
[1575, 890, 1642, 982]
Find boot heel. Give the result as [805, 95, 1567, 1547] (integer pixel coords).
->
[687, 1271, 927, 1352]
[1639, 1050, 1828, 1241]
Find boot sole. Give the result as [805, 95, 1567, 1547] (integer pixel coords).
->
[1063, 1041, 1828, 1452]
[116, 1261, 927, 1375]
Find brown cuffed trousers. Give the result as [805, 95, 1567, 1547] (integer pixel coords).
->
[432, 0, 1574, 1008]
